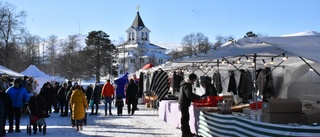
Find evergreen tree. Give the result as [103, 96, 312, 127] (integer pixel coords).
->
[84, 31, 116, 83]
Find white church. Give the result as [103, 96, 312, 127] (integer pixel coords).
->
[117, 10, 171, 76]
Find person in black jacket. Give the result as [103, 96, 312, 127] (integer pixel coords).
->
[178, 73, 205, 137]
[64, 81, 73, 116]
[28, 92, 46, 134]
[57, 83, 67, 117]
[85, 84, 93, 106]
[39, 83, 51, 118]
[90, 83, 101, 115]
[0, 82, 12, 136]
[126, 79, 138, 115]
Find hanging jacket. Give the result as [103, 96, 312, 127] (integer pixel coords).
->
[227, 71, 237, 95]
[213, 72, 223, 93]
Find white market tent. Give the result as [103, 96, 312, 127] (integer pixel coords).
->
[21, 65, 53, 92]
[0, 65, 24, 77]
[148, 31, 320, 99]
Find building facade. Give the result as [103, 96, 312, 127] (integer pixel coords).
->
[117, 11, 170, 76]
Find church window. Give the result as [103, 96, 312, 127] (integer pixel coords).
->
[159, 59, 163, 64]
[131, 59, 135, 63]
[141, 32, 144, 40]
[145, 33, 148, 40]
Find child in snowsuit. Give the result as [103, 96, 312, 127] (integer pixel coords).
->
[115, 96, 124, 115]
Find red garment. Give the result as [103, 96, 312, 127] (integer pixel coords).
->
[101, 82, 114, 97]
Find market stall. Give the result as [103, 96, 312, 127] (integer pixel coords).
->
[152, 31, 320, 136]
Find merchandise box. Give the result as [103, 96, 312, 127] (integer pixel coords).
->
[261, 113, 301, 124]
[301, 108, 320, 125]
[262, 99, 302, 113]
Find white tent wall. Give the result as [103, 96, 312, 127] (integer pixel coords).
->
[287, 68, 320, 109]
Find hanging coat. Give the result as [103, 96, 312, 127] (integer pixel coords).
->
[149, 69, 169, 101]
[227, 71, 237, 95]
[213, 72, 223, 93]
[263, 67, 275, 99]
[138, 72, 144, 98]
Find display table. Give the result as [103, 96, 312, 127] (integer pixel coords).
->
[198, 111, 320, 137]
[158, 101, 200, 134]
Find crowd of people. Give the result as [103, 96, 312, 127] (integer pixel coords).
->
[0, 75, 140, 136]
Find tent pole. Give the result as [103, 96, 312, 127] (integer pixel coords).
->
[252, 54, 258, 110]
[299, 57, 320, 76]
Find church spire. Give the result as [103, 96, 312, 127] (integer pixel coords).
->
[131, 5, 145, 30]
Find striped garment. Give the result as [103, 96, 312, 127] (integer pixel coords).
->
[149, 69, 169, 101]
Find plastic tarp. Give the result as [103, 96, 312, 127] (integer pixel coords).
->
[114, 72, 129, 98]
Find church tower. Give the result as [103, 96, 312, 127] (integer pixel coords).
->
[117, 6, 170, 76]
[126, 7, 151, 44]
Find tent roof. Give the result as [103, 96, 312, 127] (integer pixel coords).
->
[0, 65, 24, 77]
[21, 65, 52, 79]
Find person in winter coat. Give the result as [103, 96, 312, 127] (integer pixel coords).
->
[89, 83, 101, 115]
[66, 83, 77, 127]
[0, 82, 12, 136]
[28, 92, 46, 134]
[85, 84, 93, 105]
[126, 79, 138, 115]
[6, 78, 30, 133]
[57, 82, 67, 117]
[70, 85, 88, 131]
[64, 81, 73, 116]
[39, 83, 51, 118]
[101, 80, 114, 116]
[52, 82, 60, 113]
[178, 73, 206, 137]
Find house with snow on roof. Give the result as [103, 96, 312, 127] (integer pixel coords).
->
[117, 10, 171, 76]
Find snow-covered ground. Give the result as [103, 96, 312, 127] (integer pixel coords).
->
[5, 104, 181, 137]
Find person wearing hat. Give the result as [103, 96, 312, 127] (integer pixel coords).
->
[5, 78, 30, 133]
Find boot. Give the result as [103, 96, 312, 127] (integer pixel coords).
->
[80, 123, 83, 130]
[76, 124, 79, 131]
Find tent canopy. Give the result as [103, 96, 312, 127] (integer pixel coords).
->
[169, 31, 320, 72]
[0, 65, 24, 77]
[114, 72, 129, 98]
[21, 65, 52, 79]
[21, 65, 53, 93]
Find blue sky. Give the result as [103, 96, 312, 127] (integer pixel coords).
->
[7, 0, 320, 46]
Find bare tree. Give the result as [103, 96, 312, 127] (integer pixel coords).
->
[167, 48, 183, 60]
[19, 33, 41, 69]
[46, 35, 58, 75]
[57, 35, 82, 80]
[181, 32, 210, 56]
[0, 2, 26, 68]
